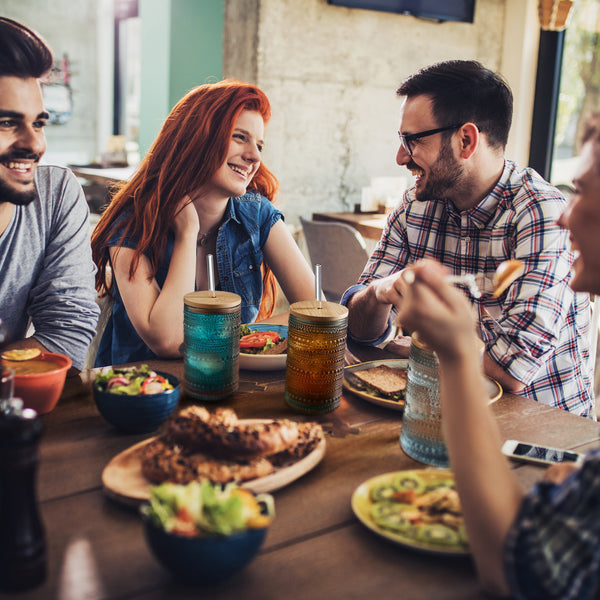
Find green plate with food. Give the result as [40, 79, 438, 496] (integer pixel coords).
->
[239, 324, 288, 371]
[351, 469, 469, 556]
[344, 359, 502, 412]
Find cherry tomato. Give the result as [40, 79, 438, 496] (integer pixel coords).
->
[239, 331, 280, 349]
[170, 507, 198, 537]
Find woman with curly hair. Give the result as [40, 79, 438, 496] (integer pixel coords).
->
[91, 80, 314, 366]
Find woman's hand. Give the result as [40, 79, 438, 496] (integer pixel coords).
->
[544, 462, 581, 485]
[172, 195, 200, 239]
[395, 259, 479, 362]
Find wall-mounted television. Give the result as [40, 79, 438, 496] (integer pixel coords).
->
[327, 0, 476, 24]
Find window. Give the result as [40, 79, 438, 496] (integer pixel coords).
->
[551, 0, 600, 186]
[113, 0, 140, 163]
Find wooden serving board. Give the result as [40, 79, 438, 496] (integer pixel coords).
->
[102, 419, 326, 506]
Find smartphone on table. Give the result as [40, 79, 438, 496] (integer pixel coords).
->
[501, 439, 585, 467]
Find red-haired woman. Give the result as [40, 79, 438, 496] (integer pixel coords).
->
[91, 80, 315, 366]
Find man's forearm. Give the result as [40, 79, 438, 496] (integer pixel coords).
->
[347, 284, 392, 341]
[482, 352, 525, 393]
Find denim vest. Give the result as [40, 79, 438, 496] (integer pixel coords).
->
[95, 192, 283, 367]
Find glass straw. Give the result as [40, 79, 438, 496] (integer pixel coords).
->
[315, 263, 322, 308]
[207, 254, 216, 298]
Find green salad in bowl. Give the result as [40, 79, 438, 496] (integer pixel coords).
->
[95, 364, 174, 395]
[92, 365, 180, 433]
[141, 481, 275, 582]
[142, 480, 274, 536]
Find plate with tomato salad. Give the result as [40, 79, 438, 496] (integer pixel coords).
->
[239, 324, 288, 371]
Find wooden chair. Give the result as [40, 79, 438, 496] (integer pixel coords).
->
[83, 266, 114, 369]
[83, 293, 113, 369]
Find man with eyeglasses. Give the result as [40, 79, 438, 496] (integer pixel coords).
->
[342, 60, 593, 417]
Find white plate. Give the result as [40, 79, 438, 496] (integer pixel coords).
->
[239, 324, 288, 371]
[343, 359, 502, 411]
[102, 418, 326, 506]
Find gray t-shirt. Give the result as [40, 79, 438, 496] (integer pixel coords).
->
[0, 165, 100, 369]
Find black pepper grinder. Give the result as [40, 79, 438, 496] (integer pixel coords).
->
[0, 398, 47, 591]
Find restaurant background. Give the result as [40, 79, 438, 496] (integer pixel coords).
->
[0, 0, 540, 225]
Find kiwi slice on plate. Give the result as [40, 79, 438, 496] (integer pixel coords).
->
[393, 472, 426, 494]
[415, 523, 460, 547]
[423, 479, 456, 493]
[369, 482, 400, 502]
[370, 502, 415, 534]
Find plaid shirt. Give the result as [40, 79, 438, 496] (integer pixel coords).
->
[342, 160, 593, 416]
[504, 446, 600, 599]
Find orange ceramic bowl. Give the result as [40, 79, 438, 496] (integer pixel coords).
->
[4, 352, 72, 414]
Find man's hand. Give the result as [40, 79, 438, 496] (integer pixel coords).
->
[370, 272, 405, 307]
[347, 272, 406, 342]
[383, 335, 412, 357]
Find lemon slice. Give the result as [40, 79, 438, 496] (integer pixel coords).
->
[1, 348, 42, 361]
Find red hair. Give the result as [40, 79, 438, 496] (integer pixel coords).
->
[92, 79, 279, 318]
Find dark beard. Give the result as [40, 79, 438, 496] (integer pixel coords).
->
[0, 150, 40, 206]
[0, 176, 37, 206]
[414, 140, 464, 202]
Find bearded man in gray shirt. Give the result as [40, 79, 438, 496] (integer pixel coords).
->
[0, 18, 99, 370]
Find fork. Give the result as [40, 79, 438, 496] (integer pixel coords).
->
[445, 273, 486, 299]
[402, 270, 487, 299]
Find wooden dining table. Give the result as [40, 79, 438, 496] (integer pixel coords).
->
[68, 165, 135, 187]
[312, 211, 388, 241]
[8, 341, 600, 600]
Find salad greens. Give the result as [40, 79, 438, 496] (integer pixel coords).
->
[240, 324, 256, 337]
[142, 480, 274, 537]
[95, 364, 173, 395]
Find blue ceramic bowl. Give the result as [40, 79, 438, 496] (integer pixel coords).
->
[93, 370, 180, 434]
[142, 516, 268, 583]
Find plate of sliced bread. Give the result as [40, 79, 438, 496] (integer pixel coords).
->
[344, 359, 502, 411]
[344, 360, 409, 411]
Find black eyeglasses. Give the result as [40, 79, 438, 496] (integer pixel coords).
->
[397, 124, 463, 156]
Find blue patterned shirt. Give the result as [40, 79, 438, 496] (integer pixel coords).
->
[504, 446, 600, 599]
[342, 161, 593, 416]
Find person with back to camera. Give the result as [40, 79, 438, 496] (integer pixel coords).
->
[394, 113, 600, 599]
[0, 17, 99, 370]
[342, 60, 594, 417]
[91, 80, 315, 367]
